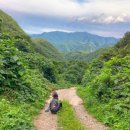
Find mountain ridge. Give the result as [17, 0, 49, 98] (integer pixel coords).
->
[31, 31, 119, 52]
[40, 31, 119, 39]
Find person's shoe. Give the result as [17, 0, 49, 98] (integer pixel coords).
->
[45, 109, 50, 112]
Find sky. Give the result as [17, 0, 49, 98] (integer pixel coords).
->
[0, 0, 130, 38]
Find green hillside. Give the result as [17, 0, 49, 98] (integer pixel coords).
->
[0, 9, 29, 40]
[32, 38, 63, 61]
[100, 32, 130, 61]
[78, 32, 130, 130]
[0, 9, 33, 52]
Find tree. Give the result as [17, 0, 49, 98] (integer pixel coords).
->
[0, 18, 2, 31]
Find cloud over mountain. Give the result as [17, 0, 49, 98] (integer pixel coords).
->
[76, 13, 128, 24]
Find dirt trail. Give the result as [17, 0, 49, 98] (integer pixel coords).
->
[34, 87, 108, 130]
[34, 103, 57, 130]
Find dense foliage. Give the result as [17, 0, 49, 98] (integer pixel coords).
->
[61, 60, 88, 84]
[32, 38, 63, 61]
[0, 33, 57, 129]
[0, 10, 61, 129]
[0, 10, 76, 130]
[64, 48, 108, 62]
[78, 32, 130, 130]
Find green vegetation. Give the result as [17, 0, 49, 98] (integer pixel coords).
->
[32, 38, 63, 61]
[0, 33, 56, 129]
[64, 48, 108, 62]
[0, 9, 130, 130]
[0, 10, 59, 129]
[58, 101, 85, 130]
[0, 9, 33, 53]
[62, 60, 88, 84]
[0, 10, 86, 129]
[0, 10, 29, 40]
[78, 32, 130, 130]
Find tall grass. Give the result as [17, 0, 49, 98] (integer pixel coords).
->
[57, 101, 86, 130]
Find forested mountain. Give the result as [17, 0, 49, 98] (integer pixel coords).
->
[31, 31, 118, 52]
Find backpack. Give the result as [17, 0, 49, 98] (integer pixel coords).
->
[50, 99, 59, 112]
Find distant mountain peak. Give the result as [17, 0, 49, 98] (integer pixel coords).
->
[31, 31, 118, 53]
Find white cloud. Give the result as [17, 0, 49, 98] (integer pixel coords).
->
[77, 13, 128, 24]
[89, 30, 123, 38]
[0, 0, 130, 24]
[24, 26, 73, 34]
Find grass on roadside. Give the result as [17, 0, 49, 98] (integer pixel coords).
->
[57, 101, 85, 130]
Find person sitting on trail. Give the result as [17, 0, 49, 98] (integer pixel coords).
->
[45, 91, 62, 113]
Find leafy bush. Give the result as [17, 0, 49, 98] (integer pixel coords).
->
[62, 60, 87, 84]
[0, 99, 35, 130]
[78, 55, 130, 129]
[24, 53, 58, 83]
[0, 36, 27, 93]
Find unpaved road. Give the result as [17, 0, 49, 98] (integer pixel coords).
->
[34, 87, 108, 130]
